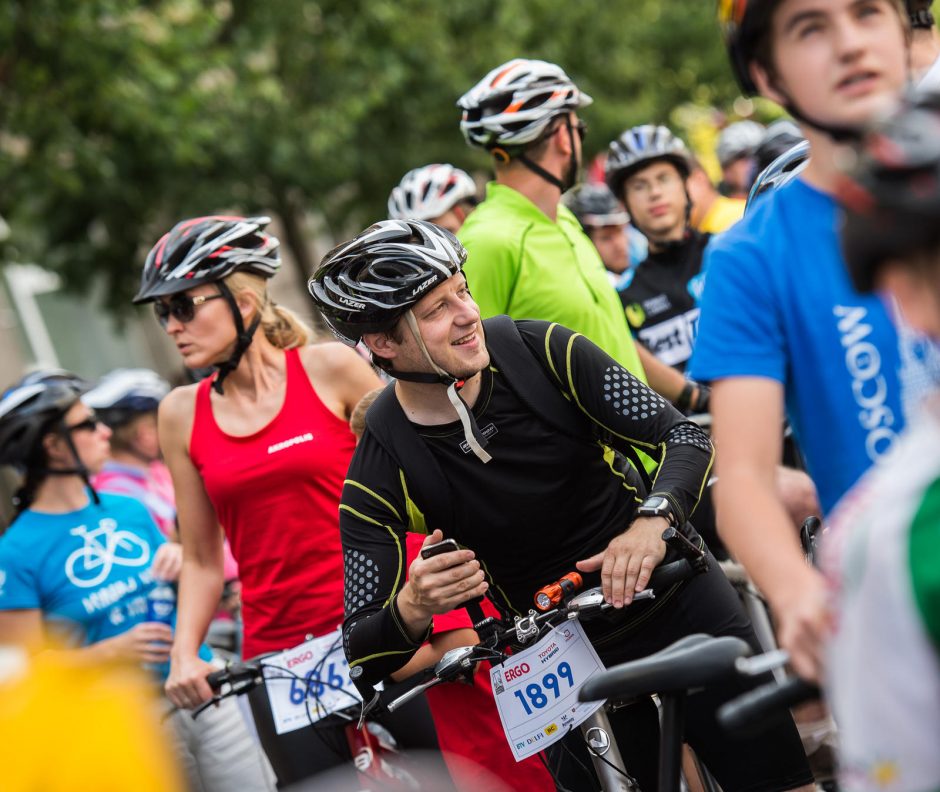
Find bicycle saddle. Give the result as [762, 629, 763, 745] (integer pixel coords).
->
[578, 634, 751, 702]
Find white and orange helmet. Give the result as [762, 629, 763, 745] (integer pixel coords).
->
[457, 58, 592, 152]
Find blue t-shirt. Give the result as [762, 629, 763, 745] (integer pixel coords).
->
[0, 492, 210, 678]
[690, 179, 909, 515]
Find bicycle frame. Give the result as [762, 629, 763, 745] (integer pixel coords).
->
[579, 706, 639, 792]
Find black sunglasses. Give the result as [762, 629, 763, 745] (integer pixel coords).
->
[65, 411, 102, 434]
[573, 119, 588, 142]
[154, 293, 224, 327]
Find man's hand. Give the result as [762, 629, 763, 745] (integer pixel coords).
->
[576, 517, 668, 607]
[770, 569, 831, 683]
[396, 530, 488, 640]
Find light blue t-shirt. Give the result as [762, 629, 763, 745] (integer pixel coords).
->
[0, 492, 210, 678]
[690, 179, 911, 515]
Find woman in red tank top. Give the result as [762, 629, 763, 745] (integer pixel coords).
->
[131, 217, 381, 732]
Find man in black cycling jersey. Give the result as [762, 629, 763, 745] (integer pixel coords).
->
[307, 219, 813, 792]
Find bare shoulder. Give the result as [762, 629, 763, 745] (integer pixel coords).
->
[158, 383, 199, 444]
[299, 340, 364, 371]
[298, 341, 383, 417]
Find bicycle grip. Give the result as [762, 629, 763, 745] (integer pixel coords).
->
[646, 558, 695, 591]
[718, 677, 820, 735]
[205, 660, 260, 691]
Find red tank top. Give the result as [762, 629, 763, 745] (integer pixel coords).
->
[190, 347, 355, 658]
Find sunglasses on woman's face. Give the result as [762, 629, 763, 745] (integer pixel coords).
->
[153, 293, 224, 327]
[65, 411, 102, 434]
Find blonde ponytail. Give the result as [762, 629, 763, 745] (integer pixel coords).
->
[225, 272, 312, 350]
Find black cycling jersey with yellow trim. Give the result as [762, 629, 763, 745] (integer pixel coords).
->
[340, 321, 713, 686]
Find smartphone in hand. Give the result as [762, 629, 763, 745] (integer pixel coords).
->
[420, 538, 460, 560]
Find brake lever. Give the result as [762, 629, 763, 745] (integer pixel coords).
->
[385, 675, 443, 714]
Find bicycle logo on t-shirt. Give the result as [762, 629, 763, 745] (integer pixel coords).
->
[65, 519, 151, 588]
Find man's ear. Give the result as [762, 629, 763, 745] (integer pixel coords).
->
[362, 331, 397, 365]
[751, 60, 787, 107]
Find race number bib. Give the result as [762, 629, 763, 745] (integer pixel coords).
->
[263, 628, 362, 735]
[489, 621, 606, 762]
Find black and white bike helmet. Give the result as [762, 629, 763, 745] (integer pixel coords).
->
[388, 164, 478, 222]
[564, 184, 629, 231]
[745, 139, 810, 214]
[309, 219, 491, 462]
[83, 368, 171, 428]
[457, 58, 592, 152]
[310, 220, 466, 345]
[0, 372, 88, 466]
[605, 125, 691, 201]
[134, 216, 281, 394]
[0, 370, 101, 506]
[836, 91, 940, 293]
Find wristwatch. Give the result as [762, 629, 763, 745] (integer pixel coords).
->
[636, 495, 678, 526]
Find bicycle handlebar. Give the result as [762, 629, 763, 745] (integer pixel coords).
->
[386, 532, 708, 714]
[718, 676, 821, 735]
[206, 660, 263, 692]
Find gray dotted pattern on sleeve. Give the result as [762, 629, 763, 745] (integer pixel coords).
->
[344, 549, 380, 613]
[664, 422, 713, 453]
[602, 365, 668, 419]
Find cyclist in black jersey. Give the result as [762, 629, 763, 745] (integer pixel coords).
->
[605, 125, 710, 386]
[307, 218, 813, 792]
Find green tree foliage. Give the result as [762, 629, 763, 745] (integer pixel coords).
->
[0, 0, 736, 311]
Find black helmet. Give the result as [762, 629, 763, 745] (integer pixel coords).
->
[745, 139, 810, 214]
[0, 371, 87, 466]
[907, 0, 935, 28]
[837, 92, 940, 293]
[83, 368, 171, 428]
[605, 125, 691, 201]
[311, 219, 492, 462]
[134, 216, 280, 304]
[309, 219, 467, 346]
[564, 184, 629, 231]
[717, 0, 780, 97]
[755, 119, 805, 174]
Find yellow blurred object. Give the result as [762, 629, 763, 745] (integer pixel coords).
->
[0, 649, 184, 792]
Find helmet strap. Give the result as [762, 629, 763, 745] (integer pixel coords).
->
[517, 153, 567, 192]
[50, 421, 100, 505]
[562, 115, 580, 192]
[507, 115, 579, 194]
[212, 281, 262, 395]
[394, 311, 492, 463]
[766, 74, 864, 143]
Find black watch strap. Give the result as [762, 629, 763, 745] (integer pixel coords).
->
[637, 495, 678, 526]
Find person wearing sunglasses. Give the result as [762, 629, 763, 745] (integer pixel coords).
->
[0, 369, 276, 791]
[132, 216, 411, 786]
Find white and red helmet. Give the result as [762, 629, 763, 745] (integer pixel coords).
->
[387, 164, 477, 222]
[457, 58, 592, 151]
